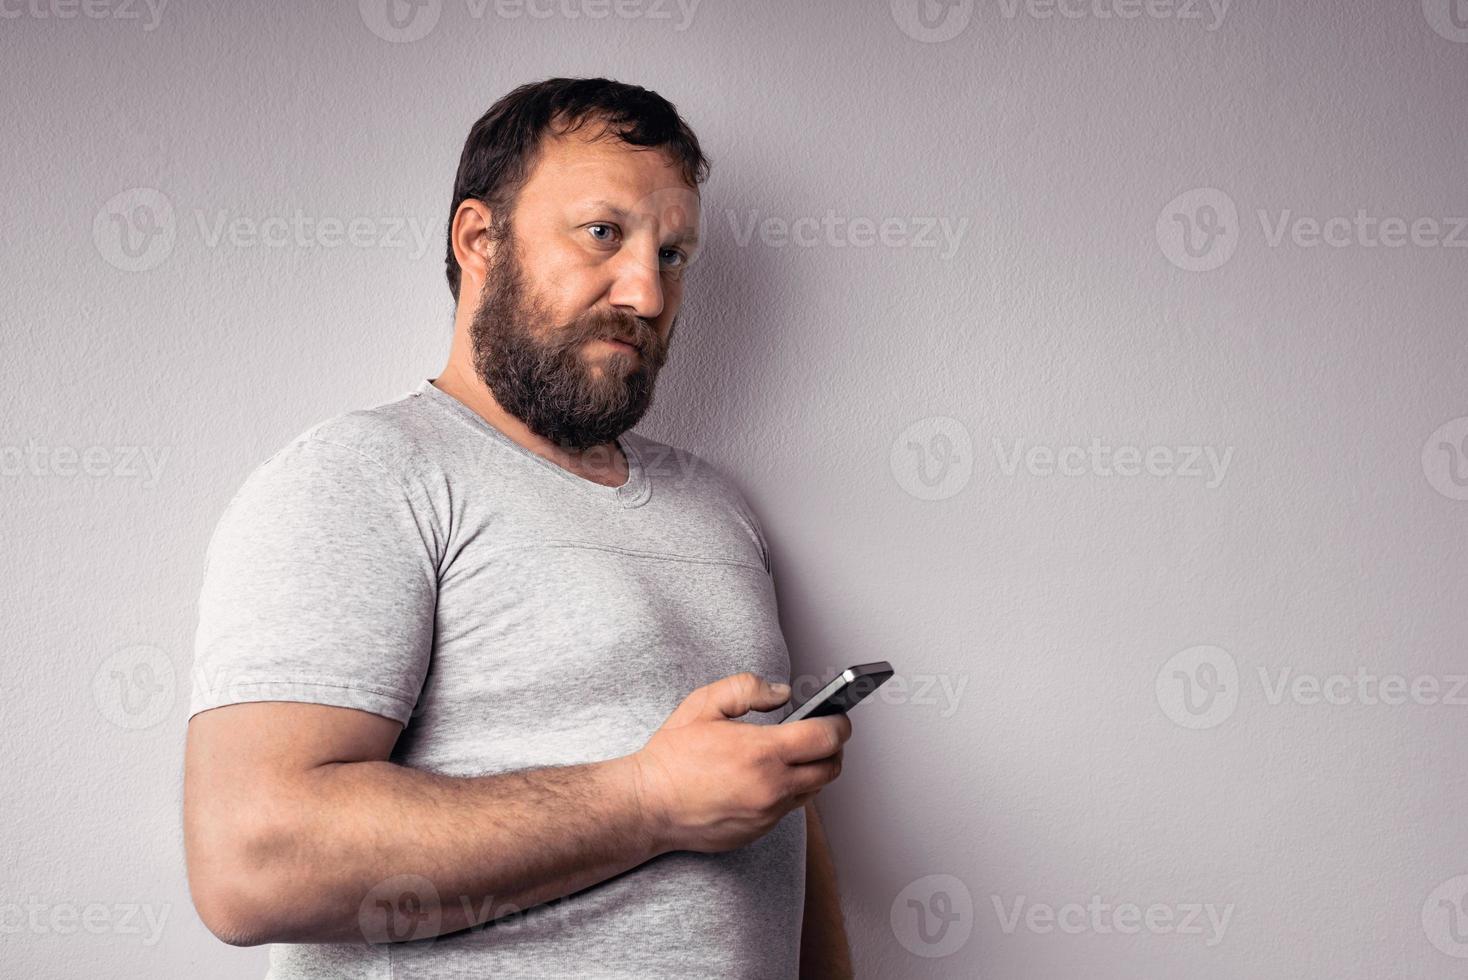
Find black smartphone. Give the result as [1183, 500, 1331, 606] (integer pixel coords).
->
[780, 661, 894, 723]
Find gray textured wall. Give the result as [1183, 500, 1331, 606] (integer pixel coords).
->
[3, 1, 1466, 977]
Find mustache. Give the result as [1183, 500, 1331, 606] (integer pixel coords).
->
[573, 311, 657, 352]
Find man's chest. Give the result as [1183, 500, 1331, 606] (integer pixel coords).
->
[397, 533, 791, 773]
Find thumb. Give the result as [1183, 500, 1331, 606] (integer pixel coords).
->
[695, 672, 791, 720]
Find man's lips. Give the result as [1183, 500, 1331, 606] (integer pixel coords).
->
[594, 337, 641, 356]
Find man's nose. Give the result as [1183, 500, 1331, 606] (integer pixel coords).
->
[608, 247, 666, 322]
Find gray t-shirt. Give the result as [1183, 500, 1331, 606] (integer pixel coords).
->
[188, 378, 805, 979]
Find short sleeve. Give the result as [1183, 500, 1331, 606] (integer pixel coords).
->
[729, 486, 776, 589]
[751, 508, 774, 586]
[188, 437, 438, 727]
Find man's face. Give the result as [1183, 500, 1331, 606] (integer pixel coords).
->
[468, 125, 701, 452]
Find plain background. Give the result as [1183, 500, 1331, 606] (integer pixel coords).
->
[3, 1, 1466, 977]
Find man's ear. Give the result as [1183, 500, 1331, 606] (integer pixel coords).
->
[451, 199, 497, 296]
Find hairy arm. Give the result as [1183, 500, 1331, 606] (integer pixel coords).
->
[184, 700, 663, 946]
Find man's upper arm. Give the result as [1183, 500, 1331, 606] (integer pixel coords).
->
[183, 701, 399, 942]
[185, 701, 400, 819]
[182, 433, 438, 937]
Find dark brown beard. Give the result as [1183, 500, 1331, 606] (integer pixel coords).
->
[468, 223, 673, 452]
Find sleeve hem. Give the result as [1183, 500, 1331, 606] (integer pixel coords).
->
[187, 678, 417, 727]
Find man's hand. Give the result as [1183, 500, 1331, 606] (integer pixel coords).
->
[630, 672, 852, 853]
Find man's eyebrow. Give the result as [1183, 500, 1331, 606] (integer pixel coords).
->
[576, 198, 699, 246]
[578, 198, 629, 217]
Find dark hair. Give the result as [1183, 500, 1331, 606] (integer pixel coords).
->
[444, 76, 711, 303]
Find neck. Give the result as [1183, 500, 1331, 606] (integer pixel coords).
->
[430, 361, 628, 487]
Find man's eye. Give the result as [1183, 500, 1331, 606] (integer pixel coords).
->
[587, 223, 618, 243]
[660, 249, 686, 269]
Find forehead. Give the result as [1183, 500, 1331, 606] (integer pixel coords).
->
[517, 124, 700, 226]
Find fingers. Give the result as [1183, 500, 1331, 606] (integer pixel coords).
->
[771, 713, 851, 765]
[692, 672, 792, 720]
[786, 748, 844, 796]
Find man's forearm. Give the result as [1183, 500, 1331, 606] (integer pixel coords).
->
[233, 754, 662, 944]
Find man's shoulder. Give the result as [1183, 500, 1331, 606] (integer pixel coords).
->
[302, 390, 436, 463]
[247, 388, 445, 497]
